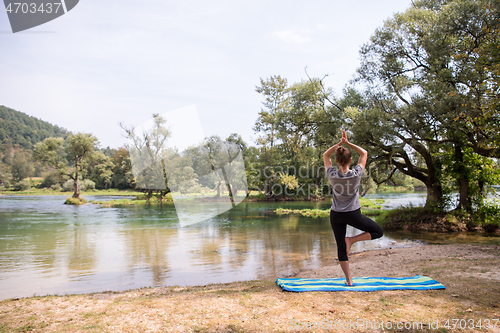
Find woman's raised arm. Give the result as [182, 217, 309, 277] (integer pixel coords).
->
[323, 131, 347, 169]
[343, 132, 367, 170]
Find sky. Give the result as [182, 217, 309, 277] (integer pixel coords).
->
[0, 0, 413, 149]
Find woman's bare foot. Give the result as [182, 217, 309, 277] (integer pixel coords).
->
[345, 278, 353, 286]
[345, 237, 352, 257]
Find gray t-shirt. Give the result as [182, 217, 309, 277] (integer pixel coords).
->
[326, 164, 363, 212]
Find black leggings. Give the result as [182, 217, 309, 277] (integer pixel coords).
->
[330, 208, 383, 261]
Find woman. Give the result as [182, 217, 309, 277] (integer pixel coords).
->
[323, 130, 383, 286]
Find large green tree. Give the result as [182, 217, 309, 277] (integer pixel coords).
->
[353, 0, 500, 210]
[254, 75, 343, 197]
[254, 75, 289, 196]
[121, 114, 172, 199]
[34, 133, 98, 199]
[10, 152, 33, 182]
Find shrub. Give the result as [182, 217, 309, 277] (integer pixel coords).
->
[477, 199, 500, 226]
[13, 180, 31, 191]
[80, 179, 95, 191]
[41, 172, 60, 188]
[62, 179, 95, 192]
[62, 179, 74, 192]
[483, 223, 499, 233]
[50, 184, 62, 191]
[1, 180, 10, 189]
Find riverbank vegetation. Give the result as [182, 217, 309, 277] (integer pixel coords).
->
[276, 198, 385, 218]
[381, 203, 500, 233]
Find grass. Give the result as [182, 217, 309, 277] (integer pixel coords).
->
[64, 197, 87, 205]
[89, 197, 175, 207]
[375, 185, 425, 193]
[275, 198, 385, 218]
[0, 187, 145, 197]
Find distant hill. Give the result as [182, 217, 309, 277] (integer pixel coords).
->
[0, 105, 69, 150]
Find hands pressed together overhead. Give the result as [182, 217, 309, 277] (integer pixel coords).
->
[338, 129, 349, 147]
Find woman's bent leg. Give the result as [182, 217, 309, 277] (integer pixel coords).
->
[345, 232, 371, 256]
[347, 209, 384, 240]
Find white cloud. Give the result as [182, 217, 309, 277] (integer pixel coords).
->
[272, 30, 310, 43]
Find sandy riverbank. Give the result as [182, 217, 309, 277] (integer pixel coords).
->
[1, 243, 499, 332]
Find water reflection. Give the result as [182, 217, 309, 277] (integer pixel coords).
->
[122, 227, 173, 285]
[365, 191, 427, 209]
[0, 195, 498, 299]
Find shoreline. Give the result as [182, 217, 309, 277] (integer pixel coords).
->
[1, 243, 499, 332]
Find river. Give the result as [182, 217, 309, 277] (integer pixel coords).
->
[0, 193, 498, 300]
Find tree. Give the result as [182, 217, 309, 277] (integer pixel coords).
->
[254, 75, 289, 196]
[121, 114, 173, 200]
[111, 147, 135, 189]
[10, 152, 33, 182]
[34, 133, 98, 200]
[353, 0, 500, 210]
[226, 133, 251, 197]
[86, 151, 115, 190]
[254, 75, 343, 197]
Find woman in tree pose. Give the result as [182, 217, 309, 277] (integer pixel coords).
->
[323, 130, 383, 286]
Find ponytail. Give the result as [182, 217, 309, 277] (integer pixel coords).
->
[335, 146, 351, 167]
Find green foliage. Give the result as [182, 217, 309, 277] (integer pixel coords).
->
[33, 137, 66, 170]
[81, 179, 95, 191]
[274, 198, 385, 218]
[90, 196, 174, 207]
[122, 113, 171, 195]
[62, 179, 95, 192]
[34, 133, 98, 199]
[40, 171, 68, 188]
[62, 179, 74, 192]
[10, 152, 33, 181]
[276, 208, 330, 218]
[0, 105, 68, 150]
[350, 0, 500, 209]
[50, 183, 62, 191]
[247, 192, 267, 200]
[475, 198, 500, 227]
[254, 75, 343, 197]
[13, 179, 31, 191]
[86, 151, 115, 189]
[0, 171, 11, 189]
[278, 172, 298, 190]
[442, 147, 500, 209]
[111, 147, 135, 189]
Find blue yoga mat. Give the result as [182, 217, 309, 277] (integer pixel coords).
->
[276, 275, 445, 292]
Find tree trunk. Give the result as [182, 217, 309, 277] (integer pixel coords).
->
[220, 167, 235, 206]
[215, 179, 221, 198]
[424, 182, 443, 209]
[241, 175, 249, 197]
[454, 145, 471, 212]
[73, 166, 80, 199]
